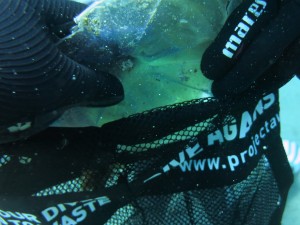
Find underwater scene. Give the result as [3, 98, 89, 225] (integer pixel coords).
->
[54, 0, 231, 127]
[0, 0, 299, 224]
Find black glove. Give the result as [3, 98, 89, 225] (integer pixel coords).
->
[201, 0, 300, 98]
[0, 0, 124, 143]
[0, 0, 124, 126]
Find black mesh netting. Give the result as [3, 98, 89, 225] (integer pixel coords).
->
[105, 157, 280, 225]
[0, 94, 293, 225]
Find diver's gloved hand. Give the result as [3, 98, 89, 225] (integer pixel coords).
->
[201, 0, 300, 98]
[0, 0, 124, 126]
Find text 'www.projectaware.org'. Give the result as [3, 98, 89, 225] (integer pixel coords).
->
[180, 110, 281, 173]
[180, 142, 259, 172]
[179, 149, 258, 172]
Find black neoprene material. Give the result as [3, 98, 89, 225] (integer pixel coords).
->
[0, 0, 124, 125]
[26, 0, 87, 25]
[249, 38, 300, 94]
[201, 0, 280, 80]
[211, 0, 300, 97]
[201, 0, 300, 98]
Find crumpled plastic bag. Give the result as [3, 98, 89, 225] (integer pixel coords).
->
[53, 0, 240, 127]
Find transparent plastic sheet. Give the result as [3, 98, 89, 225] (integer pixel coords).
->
[72, 0, 163, 54]
[53, 0, 238, 127]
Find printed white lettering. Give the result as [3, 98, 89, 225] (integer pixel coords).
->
[223, 123, 238, 141]
[222, 0, 267, 58]
[41, 196, 110, 225]
[239, 111, 252, 138]
[83, 201, 97, 213]
[194, 159, 206, 171]
[186, 143, 202, 158]
[61, 215, 76, 225]
[1, 220, 35, 225]
[235, 22, 250, 38]
[97, 197, 111, 206]
[0, 210, 10, 218]
[169, 152, 185, 168]
[164, 111, 280, 175]
[22, 214, 40, 223]
[226, 113, 279, 172]
[240, 150, 247, 163]
[162, 164, 171, 173]
[242, 14, 255, 26]
[41, 207, 59, 222]
[6, 220, 21, 225]
[255, 134, 260, 146]
[263, 93, 275, 110]
[7, 122, 32, 133]
[248, 145, 255, 157]
[223, 48, 234, 58]
[180, 160, 193, 172]
[162, 142, 203, 172]
[270, 116, 278, 129]
[264, 121, 270, 133]
[207, 93, 276, 145]
[146, 94, 280, 184]
[7, 212, 24, 220]
[249, 2, 265, 17]
[0, 211, 40, 225]
[179, 158, 222, 172]
[256, 0, 267, 8]
[0, 217, 8, 225]
[23, 222, 35, 225]
[228, 155, 240, 171]
[260, 127, 266, 138]
[252, 99, 264, 121]
[276, 114, 280, 122]
[71, 206, 87, 223]
[207, 158, 220, 170]
[208, 130, 224, 146]
[223, 35, 241, 58]
[145, 142, 204, 179]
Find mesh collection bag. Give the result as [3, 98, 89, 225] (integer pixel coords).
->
[0, 90, 293, 225]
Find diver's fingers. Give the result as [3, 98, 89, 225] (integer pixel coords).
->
[29, 0, 87, 25]
[201, 0, 279, 80]
[211, 0, 300, 98]
[0, 1, 124, 123]
[243, 38, 300, 95]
